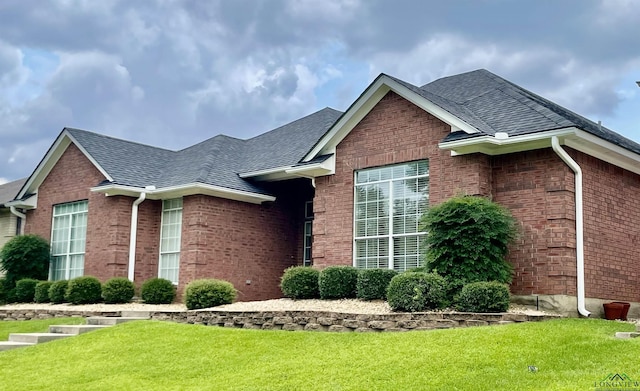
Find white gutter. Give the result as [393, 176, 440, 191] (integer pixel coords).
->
[9, 206, 26, 235]
[551, 136, 590, 317]
[128, 192, 146, 281]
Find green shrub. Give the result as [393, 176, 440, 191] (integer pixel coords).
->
[65, 276, 102, 305]
[141, 278, 176, 304]
[386, 272, 447, 312]
[0, 234, 50, 286]
[356, 268, 398, 301]
[102, 277, 135, 304]
[280, 266, 320, 299]
[456, 281, 511, 313]
[318, 266, 358, 300]
[0, 278, 8, 304]
[14, 278, 39, 303]
[34, 281, 53, 303]
[49, 280, 69, 304]
[421, 195, 517, 284]
[184, 279, 236, 310]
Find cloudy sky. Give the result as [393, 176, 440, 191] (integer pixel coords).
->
[1, 0, 639, 184]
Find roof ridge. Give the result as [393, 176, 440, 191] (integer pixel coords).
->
[65, 127, 175, 153]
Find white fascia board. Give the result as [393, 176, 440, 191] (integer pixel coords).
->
[438, 128, 576, 155]
[16, 129, 112, 200]
[302, 75, 480, 162]
[238, 165, 295, 181]
[285, 155, 335, 177]
[565, 129, 640, 176]
[4, 196, 37, 209]
[92, 183, 275, 204]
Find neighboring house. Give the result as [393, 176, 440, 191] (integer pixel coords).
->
[0, 178, 27, 276]
[7, 69, 640, 316]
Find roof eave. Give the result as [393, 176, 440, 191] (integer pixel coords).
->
[240, 156, 336, 181]
[91, 183, 275, 205]
[439, 127, 640, 176]
[302, 74, 481, 162]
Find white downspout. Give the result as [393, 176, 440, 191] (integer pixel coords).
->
[551, 136, 591, 317]
[128, 192, 146, 282]
[9, 206, 26, 235]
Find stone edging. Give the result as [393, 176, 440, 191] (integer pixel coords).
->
[0, 308, 562, 332]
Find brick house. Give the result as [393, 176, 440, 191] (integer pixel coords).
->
[7, 69, 640, 316]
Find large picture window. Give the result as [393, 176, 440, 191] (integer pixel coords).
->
[50, 201, 88, 280]
[354, 161, 429, 271]
[159, 198, 182, 284]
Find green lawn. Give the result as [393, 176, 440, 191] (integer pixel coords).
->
[0, 318, 637, 390]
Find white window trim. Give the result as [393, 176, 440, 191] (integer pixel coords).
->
[50, 200, 88, 281]
[158, 198, 183, 284]
[352, 162, 429, 271]
[303, 201, 313, 266]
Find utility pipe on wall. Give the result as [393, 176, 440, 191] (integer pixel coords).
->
[128, 192, 146, 282]
[9, 206, 26, 235]
[551, 136, 591, 317]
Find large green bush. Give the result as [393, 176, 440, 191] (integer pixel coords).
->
[102, 277, 135, 304]
[318, 266, 358, 300]
[456, 281, 511, 313]
[386, 272, 447, 312]
[356, 268, 398, 301]
[421, 195, 517, 284]
[0, 234, 50, 286]
[14, 278, 39, 303]
[65, 276, 102, 305]
[280, 266, 320, 299]
[49, 280, 69, 304]
[34, 281, 53, 303]
[184, 279, 236, 310]
[141, 278, 176, 304]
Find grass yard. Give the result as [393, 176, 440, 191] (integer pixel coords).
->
[0, 318, 637, 390]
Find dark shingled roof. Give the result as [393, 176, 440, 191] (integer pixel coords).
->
[65, 107, 342, 194]
[0, 178, 27, 206]
[420, 69, 640, 154]
[38, 70, 640, 199]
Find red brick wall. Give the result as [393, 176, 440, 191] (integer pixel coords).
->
[577, 150, 640, 302]
[25, 143, 134, 282]
[492, 149, 577, 296]
[132, 199, 162, 285]
[178, 180, 310, 301]
[313, 91, 491, 268]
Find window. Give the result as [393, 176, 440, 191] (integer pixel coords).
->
[50, 201, 88, 280]
[354, 161, 429, 272]
[159, 198, 182, 284]
[303, 201, 313, 266]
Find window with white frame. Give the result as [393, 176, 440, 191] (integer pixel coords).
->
[159, 198, 182, 284]
[50, 201, 88, 280]
[303, 201, 313, 266]
[354, 161, 429, 271]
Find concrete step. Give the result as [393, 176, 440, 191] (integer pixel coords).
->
[120, 311, 151, 318]
[49, 324, 111, 335]
[0, 341, 36, 351]
[9, 333, 72, 344]
[86, 316, 149, 326]
[615, 332, 640, 339]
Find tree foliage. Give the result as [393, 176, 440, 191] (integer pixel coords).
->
[0, 235, 50, 286]
[421, 195, 517, 284]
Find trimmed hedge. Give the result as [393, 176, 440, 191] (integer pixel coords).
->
[0, 234, 50, 286]
[65, 276, 102, 305]
[34, 281, 53, 303]
[386, 272, 447, 312]
[318, 266, 358, 300]
[280, 266, 320, 299]
[184, 279, 237, 310]
[49, 280, 69, 304]
[456, 281, 511, 313]
[141, 278, 176, 304]
[14, 278, 39, 303]
[102, 277, 135, 304]
[356, 268, 398, 301]
[0, 278, 8, 304]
